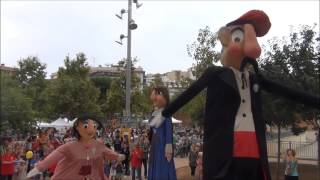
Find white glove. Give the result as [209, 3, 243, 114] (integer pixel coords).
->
[165, 144, 173, 162]
[27, 167, 41, 178]
[117, 154, 125, 162]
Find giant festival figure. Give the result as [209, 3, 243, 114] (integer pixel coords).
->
[27, 114, 125, 180]
[153, 10, 319, 180]
[148, 87, 177, 180]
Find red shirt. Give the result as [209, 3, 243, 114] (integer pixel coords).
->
[0, 153, 16, 175]
[130, 147, 143, 168]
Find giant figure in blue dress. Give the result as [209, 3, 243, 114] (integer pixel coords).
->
[148, 87, 177, 180]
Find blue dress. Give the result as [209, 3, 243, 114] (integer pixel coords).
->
[148, 117, 177, 180]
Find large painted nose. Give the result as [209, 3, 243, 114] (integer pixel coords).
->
[243, 24, 261, 59]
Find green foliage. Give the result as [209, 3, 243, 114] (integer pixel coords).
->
[260, 24, 319, 127]
[16, 56, 48, 118]
[105, 58, 152, 119]
[104, 79, 124, 116]
[187, 26, 220, 78]
[150, 73, 164, 87]
[91, 77, 112, 103]
[177, 26, 220, 124]
[0, 73, 35, 133]
[45, 53, 101, 119]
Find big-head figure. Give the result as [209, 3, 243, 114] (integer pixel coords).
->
[156, 10, 319, 180]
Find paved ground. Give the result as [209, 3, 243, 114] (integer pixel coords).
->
[35, 157, 318, 180]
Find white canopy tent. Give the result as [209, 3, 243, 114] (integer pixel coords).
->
[49, 117, 73, 128]
[69, 118, 77, 125]
[37, 122, 51, 128]
[142, 117, 182, 124]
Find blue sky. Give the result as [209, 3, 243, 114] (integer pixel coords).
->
[1, 1, 319, 77]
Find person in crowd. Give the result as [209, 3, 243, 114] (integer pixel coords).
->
[196, 152, 203, 180]
[110, 159, 117, 180]
[27, 114, 125, 180]
[104, 143, 112, 179]
[188, 144, 199, 177]
[114, 132, 123, 153]
[115, 160, 123, 180]
[284, 149, 299, 180]
[121, 143, 130, 176]
[140, 135, 149, 179]
[0, 145, 16, 180]
[131, 143, 143, 180]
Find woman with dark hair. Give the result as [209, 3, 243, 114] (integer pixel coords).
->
[27, 114, 125, 180]
[148, 87, 176, 180]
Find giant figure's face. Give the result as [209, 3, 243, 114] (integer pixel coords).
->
[150, 89, 167, 109]
[76, 119, 98, 141]
[218, 24, 261, 70]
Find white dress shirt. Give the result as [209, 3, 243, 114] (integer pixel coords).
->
[230, 67, 256, 132]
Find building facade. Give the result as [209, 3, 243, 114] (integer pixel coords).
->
[0, 64, 18, 76]
[50, 65, 146, 87]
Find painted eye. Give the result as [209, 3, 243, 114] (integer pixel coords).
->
[93, 123, 97, 129]
[231, 29, 244, 43]
[83, 123, 88, 129]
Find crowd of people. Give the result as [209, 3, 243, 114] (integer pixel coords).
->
[0, 123, 204, 180]
[0, 124, 300, 180]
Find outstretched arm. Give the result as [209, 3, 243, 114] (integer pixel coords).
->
[165, 117, 174, 162]
[162, 66, 220, 117]
[259, 75, 320, 108]
[27, 147, 66, 178]
[103, 146, 125, 162]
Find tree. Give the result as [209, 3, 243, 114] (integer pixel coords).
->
[46, 53, 101, 119]
[150, 73, 164, 87]
[104, 58, 152, 119]
[260, 24, 319, 127]
[91, 77, 112, 100]
[175, 26, 220, 124]
[16, 56, 48, 118]
[187, 26, 220, 78]
[0, 73, 35, 133]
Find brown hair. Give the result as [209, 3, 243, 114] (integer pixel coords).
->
[152, 86, 170, 106]
[72, 114, 103, 140]
[286, 149, 296, 157]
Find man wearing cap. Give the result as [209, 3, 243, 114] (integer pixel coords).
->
[151, 10, 319, 180]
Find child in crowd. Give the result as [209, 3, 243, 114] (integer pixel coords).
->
[131, 143, 143, 180]
[188, 144, 199, 177]
[284, 149, 299, 180]
[195, 152, 203, 180]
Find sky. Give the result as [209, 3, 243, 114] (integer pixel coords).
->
[1, 1, 319, 77]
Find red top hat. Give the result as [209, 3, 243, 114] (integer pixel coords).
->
[226, 10, 271, 37]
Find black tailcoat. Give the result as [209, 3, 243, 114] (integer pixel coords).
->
[162, 65, 319, 180]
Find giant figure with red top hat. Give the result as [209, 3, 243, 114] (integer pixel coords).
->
[152, 10, 320, 180]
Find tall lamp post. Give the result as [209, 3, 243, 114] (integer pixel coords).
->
[115, 0, 142, 123]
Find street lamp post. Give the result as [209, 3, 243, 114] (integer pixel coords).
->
[115, 0, 142, 123]
[125, 0, 133, 122]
